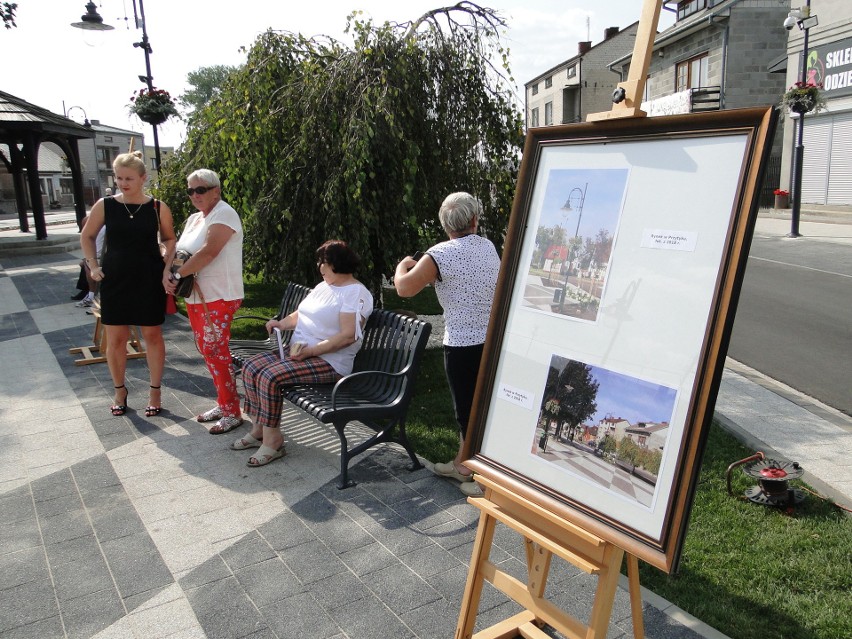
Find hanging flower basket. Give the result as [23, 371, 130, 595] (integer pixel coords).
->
[780, 82, 826, 115]
[129, 87, 179, 125]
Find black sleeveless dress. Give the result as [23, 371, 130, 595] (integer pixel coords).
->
[100, 196, 166, 326]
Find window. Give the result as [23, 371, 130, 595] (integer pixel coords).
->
[567, 65, 577, 78]
[530, 107, 540, 128]
[545, 76, 553, 89]
[545, 102, 553, 126]
[677, 0, 707, 20]
[531, 83, 539, 96]
[97, 146, 118, 171]
[676, 53, 709, 92]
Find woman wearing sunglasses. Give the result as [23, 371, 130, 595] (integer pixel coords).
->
[167, 169, 245, 434]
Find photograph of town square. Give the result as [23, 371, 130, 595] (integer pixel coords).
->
[531, 354, 678, 507]
[522, 167, 628, 322]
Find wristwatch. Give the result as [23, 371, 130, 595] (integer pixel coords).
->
[173, 272, 182, 280]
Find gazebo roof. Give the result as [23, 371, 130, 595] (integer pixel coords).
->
[0, 89, 95, 140]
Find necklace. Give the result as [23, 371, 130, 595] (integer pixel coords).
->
[120, 197, 147, 219]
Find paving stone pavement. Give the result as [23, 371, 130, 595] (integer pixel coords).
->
[0, 244, 737, 639]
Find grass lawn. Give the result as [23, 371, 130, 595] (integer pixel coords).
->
[224, 275, 851, 639]
[640, 424, 851, 639]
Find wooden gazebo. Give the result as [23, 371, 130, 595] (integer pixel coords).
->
[0, 90, 95, 238]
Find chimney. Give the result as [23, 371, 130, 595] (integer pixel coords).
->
[578, 41, 592, 55]
[604, 26, 620, 40]
[90, 119, 100, 125]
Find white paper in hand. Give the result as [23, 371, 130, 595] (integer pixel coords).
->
[274, 327, 285, 360]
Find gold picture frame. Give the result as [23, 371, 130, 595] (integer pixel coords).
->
[464, 107, 778, 572]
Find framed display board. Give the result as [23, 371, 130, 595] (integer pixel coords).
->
[464, 107, 777, 572]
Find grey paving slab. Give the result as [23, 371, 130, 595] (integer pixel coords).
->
[259, 591, 339, 639]
[0, 577, 61, 632]
[277, 539, 350, 585]
[360, 561, 443, 614]
[60, 588, 126, 639]
[338, 539, 398, 577]
[327, 593, 417, 639]
[184, 576, 266, 639]
[308, 569, 372, 611]
[0, 546, 50, 591]
[233, 557, 303, 608]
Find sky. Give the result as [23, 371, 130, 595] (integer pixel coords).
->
[586, 364, 677, 425]
[1, 1, 675, 148]
[538, 168, 630, 241]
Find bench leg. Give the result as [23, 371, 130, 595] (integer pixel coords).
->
[334, 426, 357, 490]
[396, 424, 425, 473]
[332, 419, 424, 490]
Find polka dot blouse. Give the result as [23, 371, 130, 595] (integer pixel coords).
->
[428, 234, 500, 346]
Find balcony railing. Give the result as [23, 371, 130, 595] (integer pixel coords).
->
[690, 86, 722, 112]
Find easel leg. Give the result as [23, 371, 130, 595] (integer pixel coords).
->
[627, 554, 645, 639]
[455, 492, 498, 639]
[454, 477, 647, 639]
[586, 544, 624, 639]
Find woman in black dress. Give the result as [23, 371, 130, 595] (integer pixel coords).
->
[81, 151, 176, 416]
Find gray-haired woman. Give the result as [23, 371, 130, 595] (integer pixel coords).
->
[166, 169, 245, 434]
[393, 192, 500, 496]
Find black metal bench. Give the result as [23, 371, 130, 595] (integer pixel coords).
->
[229, 281, 312, 372]
[283, 309, 431, 489]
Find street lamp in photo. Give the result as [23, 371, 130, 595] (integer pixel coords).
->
[71, 0, 163, 174]
[557, 183, 588, 312]
[783, 1, 819, 238]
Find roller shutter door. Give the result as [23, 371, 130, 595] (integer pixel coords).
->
[801, 111, 852, 206]
[827, 112, 852, 205]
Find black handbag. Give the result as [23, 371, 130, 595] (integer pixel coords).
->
[171, 249, 196, 297]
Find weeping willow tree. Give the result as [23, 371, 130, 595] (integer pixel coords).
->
[157, 2, 523, 297]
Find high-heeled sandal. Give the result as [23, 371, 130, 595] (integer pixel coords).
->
[111, 385, 128, 416]
[145, 385, 162, 417]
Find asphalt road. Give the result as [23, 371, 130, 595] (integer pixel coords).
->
[728, 228, 852, 416]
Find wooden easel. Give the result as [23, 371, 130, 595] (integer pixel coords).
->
[68, 309, 146, 366]
[456, 2, 665, 636]
[455, 475, 644, 639]
[586, 0, 662, 122]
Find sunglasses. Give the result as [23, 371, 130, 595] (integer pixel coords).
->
[186, 186, 215, 196]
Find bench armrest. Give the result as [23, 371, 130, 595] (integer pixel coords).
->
[233, 314, 273, 323]
[330, 367, 411, 409]
[231, 314, 276, 340]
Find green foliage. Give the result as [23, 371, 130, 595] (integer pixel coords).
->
[615, 437, 661, 474]
[157, 3, 523, 299]
[179, 65, 238, 114]
[1, 2, 16, 30]
[543, 357, 598, 440]
[382, 284, 442, 315]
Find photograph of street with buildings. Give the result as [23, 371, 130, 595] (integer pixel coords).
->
[522, 167, 628, 322]
[531, 353, 677, 507]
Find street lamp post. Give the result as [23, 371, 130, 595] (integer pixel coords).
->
[558, 183, 588, 312]
[71, 0, 162, 175]
[784, 1, 818, 238]
[63, 105, 98, 203]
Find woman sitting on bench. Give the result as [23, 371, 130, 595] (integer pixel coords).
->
[234, 240, 373, 467]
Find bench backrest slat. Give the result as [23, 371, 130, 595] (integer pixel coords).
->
[351, 311, 430, 406]
[277, 282, 312, 321]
